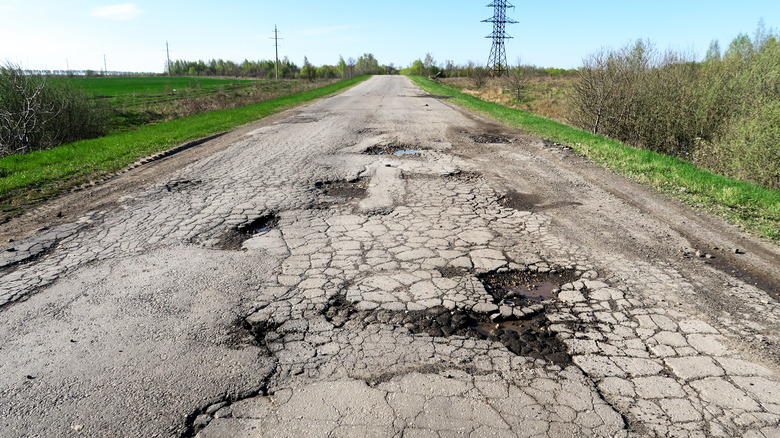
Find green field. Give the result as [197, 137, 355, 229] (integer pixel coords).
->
[51, 76, 260, 115]
[52, 76, 254, 97]
[411, 76, 780, 241]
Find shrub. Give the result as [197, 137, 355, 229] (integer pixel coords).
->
[568, 24, 780, 189]
[0, 63, 109, 157]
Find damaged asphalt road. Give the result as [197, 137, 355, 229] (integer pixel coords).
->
[1, 76, 780, 437]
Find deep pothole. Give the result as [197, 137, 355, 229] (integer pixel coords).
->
[215, 214, 279, 250]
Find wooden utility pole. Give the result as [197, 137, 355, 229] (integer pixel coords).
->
[166, 41, 172, 77]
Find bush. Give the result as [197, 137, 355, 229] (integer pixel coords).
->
[568, 24, 780, 189]
[696, 101, 780, 188]
[0, 64, 109, 157]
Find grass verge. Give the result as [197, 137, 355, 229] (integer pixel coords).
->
[0, 76, 369, 216]
[410, 76, 780, 241]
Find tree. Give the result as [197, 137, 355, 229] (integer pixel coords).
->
[470, 66, 489, 89]
[505, 62, 530, 102]
[356, 53, 380, 75]
[337, 55, 347, 79]
[705, 39, 722, 62]
[300, 56, 316, 81]
[423, 52, 435, 75]
[347, 57, 357, 78]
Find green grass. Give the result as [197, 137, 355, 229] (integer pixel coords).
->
[411, 76, 780, 241]
[50, 76, 254, 97]
[0, 76, 369, 215]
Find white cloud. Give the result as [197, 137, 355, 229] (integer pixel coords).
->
[91, 3, 143, 21]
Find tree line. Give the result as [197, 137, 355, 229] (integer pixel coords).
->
[165, 53, 398, 80]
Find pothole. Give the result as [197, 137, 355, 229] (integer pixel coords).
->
[363, 142, 424, 156]
[322, 298, 571, 366]
[437, 266, 472, 278]
[478, 268, 579, 305]
[164, 179, 201, 193]
[315, 178, 369, 200]
[215, 214, 279, 250]
[446, 170, 482, 181]
[471, 133, 512, 144]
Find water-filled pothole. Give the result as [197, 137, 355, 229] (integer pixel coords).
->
[363, 142, 424, 155]
[478, 269, 579, 305]
[315, 178, 368, 199]
[216, 214, 279, 250]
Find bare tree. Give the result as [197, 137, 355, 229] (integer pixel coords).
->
[0, 64, 59, 156]
[470, 66, 489, 89]
[504, 63, 530, 102]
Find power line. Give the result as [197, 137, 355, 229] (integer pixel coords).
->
[483, 0, 517, 77]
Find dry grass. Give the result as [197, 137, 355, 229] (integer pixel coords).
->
[442, 76, 574, 123]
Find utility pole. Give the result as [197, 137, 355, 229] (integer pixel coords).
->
[483, 0, 517, 77]
[103, 54, 107, 76]
[166, 41, 172, 77]
[272, 25, 280, 80]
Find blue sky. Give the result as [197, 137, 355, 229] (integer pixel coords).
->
[1, 0, 777, 73]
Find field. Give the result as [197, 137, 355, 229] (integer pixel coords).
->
[54, 76, 254, 97]
[51, 76, 333, 130]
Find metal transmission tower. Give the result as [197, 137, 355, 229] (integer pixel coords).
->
[483, 0, 517, 76]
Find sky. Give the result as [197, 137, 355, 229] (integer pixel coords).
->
[1, 0, 778, 73]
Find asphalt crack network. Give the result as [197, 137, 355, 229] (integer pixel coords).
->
[2, 76, 779, 438]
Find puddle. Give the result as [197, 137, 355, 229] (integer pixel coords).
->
[393, 150, 420, 155]
[315, 178, 368, 200]
[478, 268, 579, 304]
[215, 214, 279, 250]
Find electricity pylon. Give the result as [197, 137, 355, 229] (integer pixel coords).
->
[483, 0, 517, 76]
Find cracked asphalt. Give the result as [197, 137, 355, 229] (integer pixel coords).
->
[1, 76, 779, 437]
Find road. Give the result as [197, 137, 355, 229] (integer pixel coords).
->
[1, 76, 779, 437]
